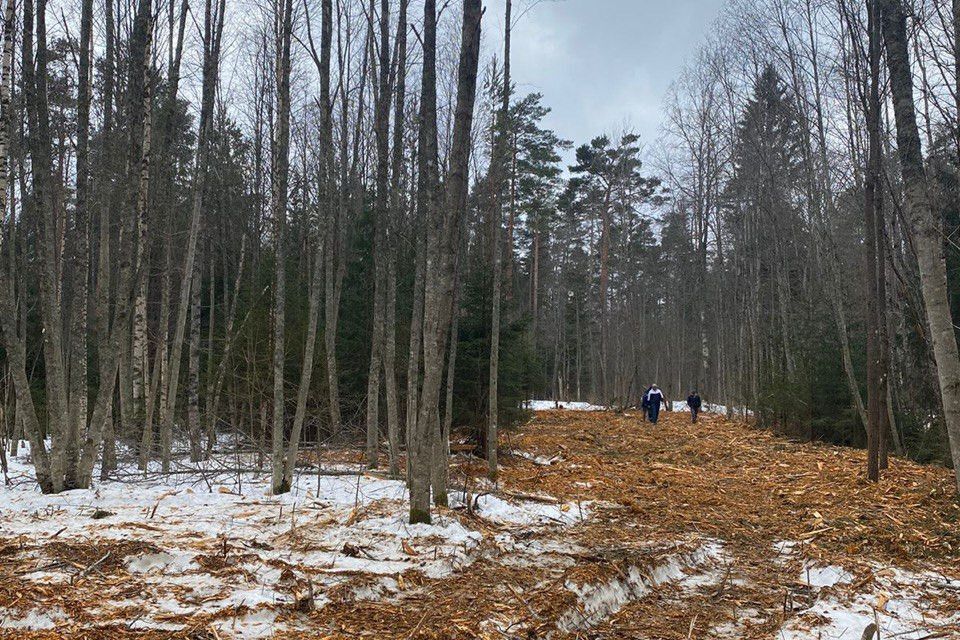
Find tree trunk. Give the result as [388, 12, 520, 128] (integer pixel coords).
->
[65, 0, 94, 488]
[410, 0, 482, 524]
[406, 230, 425, 483]
[409, 0, 439, 523]
[487, 0, 511, 483]
[203, 244, 216, 457]
[0, 0, 53, 492]
[879, 0, 960, 491]
[206, 237, 247, 455]
[366, 0, 392, 470]
[865, 0, 882, 482]
[437, 252, 463, 502]
[383, 0, 407, 480]
[188, 238, 203, 462]
[269, 0, 294, 493]
[74, 0, 152, 487]
[27, 0, 70, 492]
[159, 0, 226, 474]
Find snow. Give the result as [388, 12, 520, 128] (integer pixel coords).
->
[778, 586, 957, 640]
[126, 551, 196, 574]
[524, 397, 750, 417]
[0, 445, 591, 637]
[525, 399, 606, 411]
[2, 430, 956, 638]
[0, 607, 68, 630]
[450, 491, 590, 527]
[512, 449, 562, 466]
[215, 610, 280, 640]
[801, 563, 853, 588]
[669, 399, 751, 417]
[556, 541, 726, 633]
[771, 541, 960, 639]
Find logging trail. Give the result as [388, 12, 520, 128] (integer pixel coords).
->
[1, 408, 959, 639]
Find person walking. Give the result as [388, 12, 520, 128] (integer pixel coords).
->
[687, 390, 702, 423]
[640, 384, 653, 421]
[645, 384, 666, 424]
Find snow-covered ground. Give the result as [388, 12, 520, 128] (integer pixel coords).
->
[0, 446, 590, 637]
[524, 399, 606, 411]
[0, 423, 956, 638]
[776, 547, 960, 639]
[525, 397, 751, 417]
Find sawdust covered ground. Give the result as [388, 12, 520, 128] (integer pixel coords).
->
[2, 409, 959, 639]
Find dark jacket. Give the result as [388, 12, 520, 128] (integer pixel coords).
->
[645, 388, 666, 409]
[687, 394, 702, 410]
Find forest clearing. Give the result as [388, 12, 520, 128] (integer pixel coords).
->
[1, 406, 958, 639]
[7, 0, 960, 636]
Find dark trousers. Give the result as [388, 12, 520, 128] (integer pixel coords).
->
[648, 404, 660, 424]
[690, 407, 699, 423]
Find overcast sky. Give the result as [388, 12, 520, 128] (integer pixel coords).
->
[481, 0, 726, 163]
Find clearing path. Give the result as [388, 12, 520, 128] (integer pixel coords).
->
[1, 409, 958, 639]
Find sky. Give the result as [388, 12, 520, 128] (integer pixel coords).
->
[481, 0, 727, 164]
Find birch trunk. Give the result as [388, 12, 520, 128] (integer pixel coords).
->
[27, 0, 71, 492]
[74, 0, 152, 487]
[0, 0, 53, 491]
[879, 0, 960, 491]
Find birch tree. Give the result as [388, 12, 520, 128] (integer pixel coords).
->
[878, 0, 960, 490]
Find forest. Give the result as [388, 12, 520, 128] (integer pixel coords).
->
[1, 0, 960, 637]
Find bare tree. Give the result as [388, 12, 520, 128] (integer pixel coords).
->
[864, 0, 884, 481]
[385, 0, 409, 478]
[878, 0, 960, 490]
[487, 0, 513, 483]
[269, 0, 295, 493]
[365, 0, 393, 469]
[410, 0, 483, 523]
[159, 0, 227, 473]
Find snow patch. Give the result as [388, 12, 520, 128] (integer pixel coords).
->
[801, 563, 853, 588]
[0, 606, 69, 630]
[778, 564, 960, 639]
[556, 541, 724, 633]
[525, 400, 606, 412]
[512, 449, 562, 466]
[451, 491, 589, 527]
[127, 551, 196, 574]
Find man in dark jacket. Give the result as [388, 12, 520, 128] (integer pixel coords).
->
[640, 384, 653, 421]
[645, 384, 666, 424]
[687, 391, 702, 423]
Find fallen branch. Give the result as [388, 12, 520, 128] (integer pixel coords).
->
[501, 489, 560, 505]
[72, 551, 111, 584]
